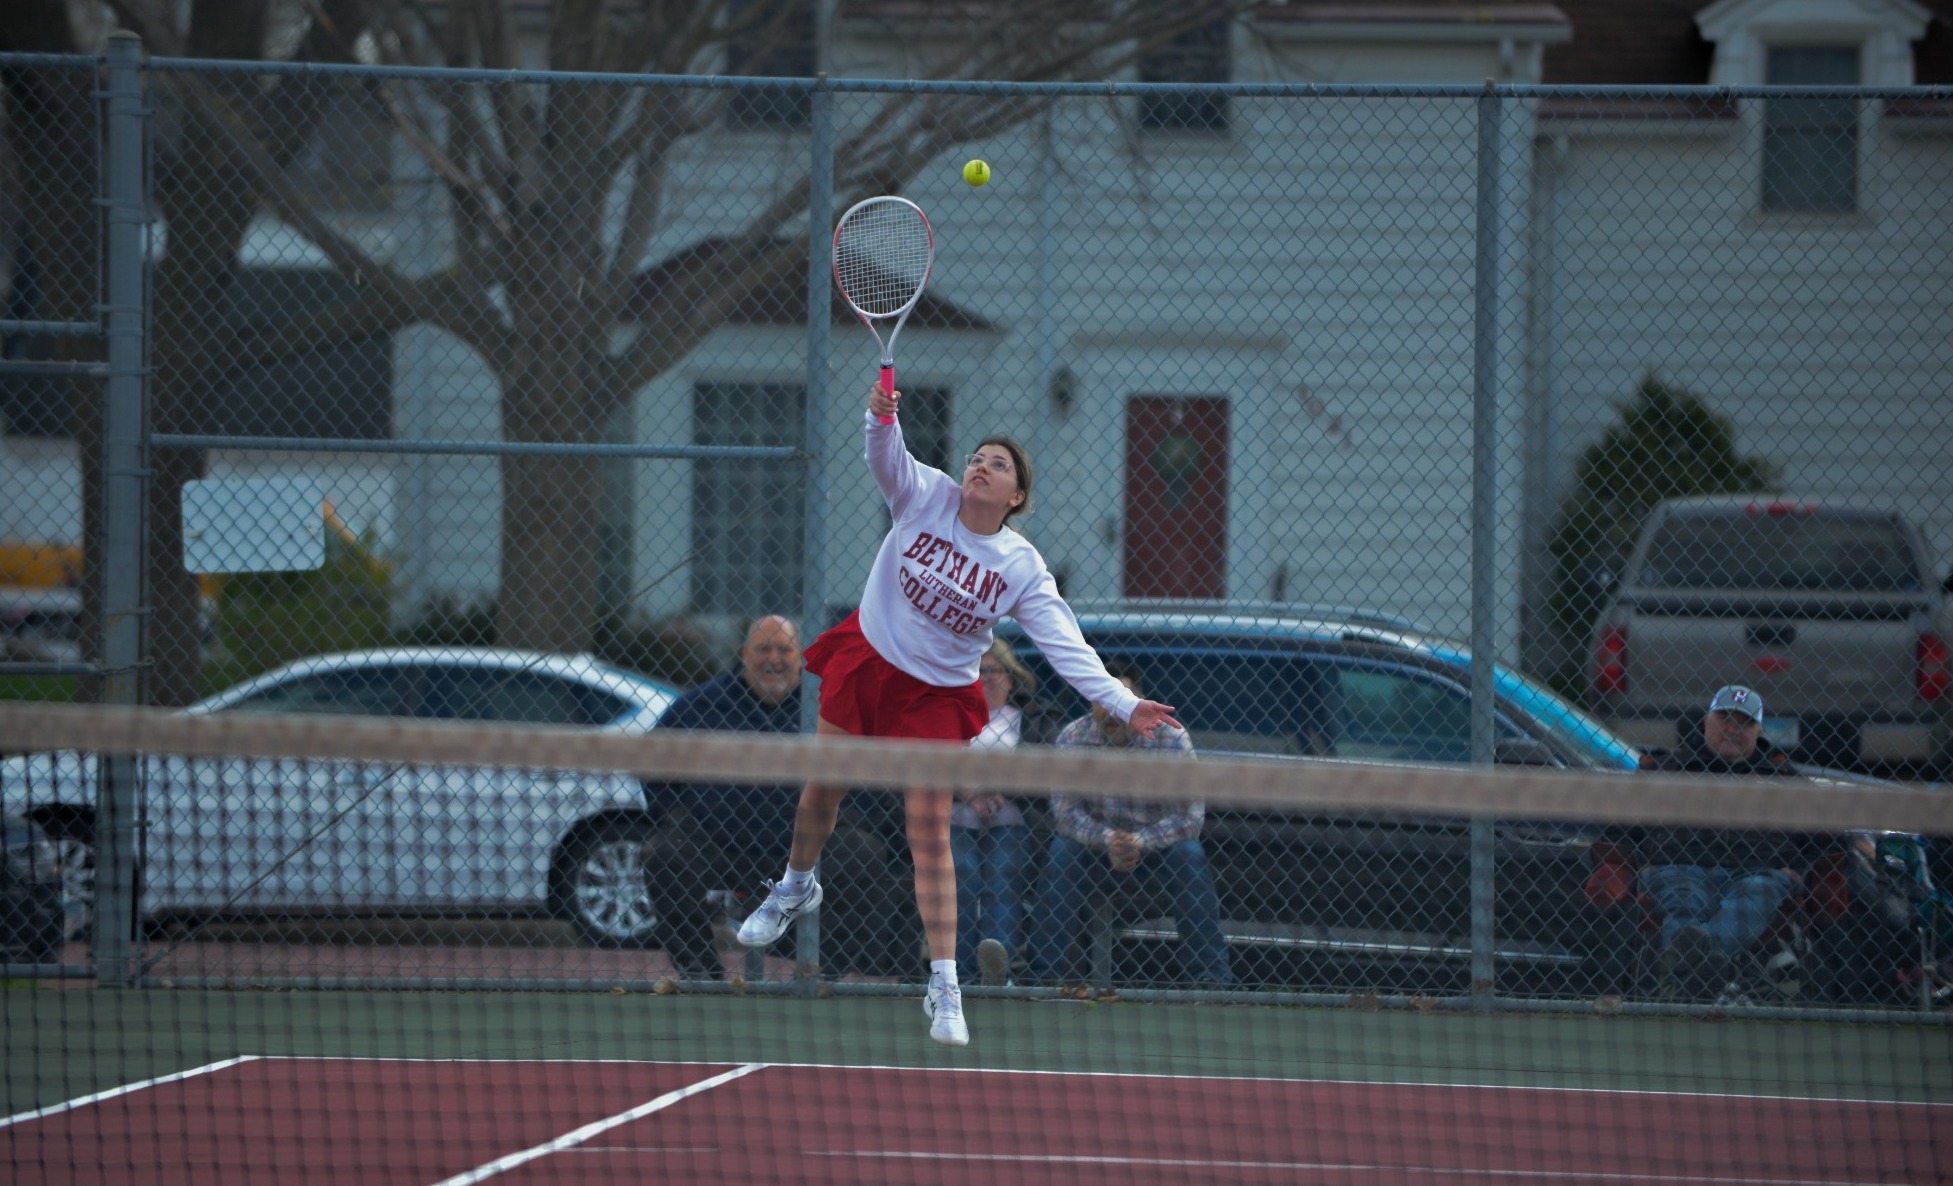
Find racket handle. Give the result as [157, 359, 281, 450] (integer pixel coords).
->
[876, 365, 897, 425]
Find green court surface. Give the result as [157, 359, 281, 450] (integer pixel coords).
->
[6, 985, 1948, 1117]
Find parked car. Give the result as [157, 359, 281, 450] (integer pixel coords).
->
[0, 649, 680, 949]
[2, 811, 64, 965]
[995, 604, 1645, 996]
[0, 585, 82, 665]
[1589, 497, 1952, 772]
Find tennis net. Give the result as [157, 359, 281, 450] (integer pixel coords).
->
[3, 700, 1949, 1185]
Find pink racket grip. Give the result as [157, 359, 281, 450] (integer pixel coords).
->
[875, 366, 897, 425]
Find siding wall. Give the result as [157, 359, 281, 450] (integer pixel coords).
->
[1538, 113, 1953, 588]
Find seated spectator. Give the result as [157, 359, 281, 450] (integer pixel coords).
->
[951, 639, 1038, 985]
[1026, 660, 1233, 989]
[642, 615, 907, 978]
[1624, 684, 1830, 996]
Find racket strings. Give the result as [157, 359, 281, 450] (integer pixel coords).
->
[835, 203, 932, 317]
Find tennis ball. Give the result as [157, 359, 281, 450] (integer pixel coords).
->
[962, 158, 991, 187]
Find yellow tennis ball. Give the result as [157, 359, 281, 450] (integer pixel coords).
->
[962, 158, 991, 187]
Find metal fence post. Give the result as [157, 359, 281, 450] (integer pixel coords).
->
[1468, 83, 1505, 1010]
[793, 77, 834, 988]
[94, 31, 150, 987]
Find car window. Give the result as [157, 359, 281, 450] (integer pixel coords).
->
[1333, 667, 1481, 762]
[223, 667, 404, 716]
[413, 666, 628, 726]
[1017, 650, 1340, 757]
[1490, 667, 1641, 769]
[1014, 642, 1529, 764]
[1637, 511, 1918, 591]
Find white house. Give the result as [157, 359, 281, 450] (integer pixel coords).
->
[4, 0, 1947, 685]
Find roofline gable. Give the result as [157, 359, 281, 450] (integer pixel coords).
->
[1697, 0, 1933, 84]
[1697, 0, 1932, 44]
[1251, 4, 1573, 45]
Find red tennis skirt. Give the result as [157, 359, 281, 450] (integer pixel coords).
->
[803, 611, 989, 742]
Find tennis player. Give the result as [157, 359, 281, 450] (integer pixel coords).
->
[738, 383, 1182, 1045]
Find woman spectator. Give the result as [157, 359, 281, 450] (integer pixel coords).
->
[952, 639, 1039, 986]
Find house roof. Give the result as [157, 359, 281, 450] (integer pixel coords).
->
[1543, 0, 1953, 85]
[1250, 3, 1571, 35]
[472, 1, 1953, 83]
[626, 238, 991, 330]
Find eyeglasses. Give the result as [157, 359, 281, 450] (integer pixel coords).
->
[1710, 710, 1761, 727]
[979, 665, 1009, 680]
[964, 453, 1015, 475]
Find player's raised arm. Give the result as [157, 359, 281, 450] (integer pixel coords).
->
[863, 386, 941, 516]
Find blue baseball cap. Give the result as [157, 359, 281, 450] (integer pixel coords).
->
[1707, 684, 1763, 723]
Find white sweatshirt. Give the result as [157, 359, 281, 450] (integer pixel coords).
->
[854, 411, 1142, 723]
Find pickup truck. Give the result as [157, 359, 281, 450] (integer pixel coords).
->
[1589, 496, 1952, 771]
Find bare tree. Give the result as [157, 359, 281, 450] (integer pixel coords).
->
[11, 0, 1255, 698]
[220, 0, 1259, 657]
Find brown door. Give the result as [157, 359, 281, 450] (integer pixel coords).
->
[1123, 395, 1228, 599]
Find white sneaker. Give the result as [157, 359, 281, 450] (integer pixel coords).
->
[736, 878, 822, 948]
[924, 978, 969, 1046]
[976, 938, 1011, 987]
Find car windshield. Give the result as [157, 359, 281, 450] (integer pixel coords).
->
[1421, 643, 1638, 769]
[1493, 668, 1641, 769]
[1635, 510, 1918, 591]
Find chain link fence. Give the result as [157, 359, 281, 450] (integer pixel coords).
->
[3, 45, 1949, 1010]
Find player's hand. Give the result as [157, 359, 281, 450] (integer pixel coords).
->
[1128, 699, 1182, 739]
[1108, 832, 1142, 873]
[869, 384, 899, 421]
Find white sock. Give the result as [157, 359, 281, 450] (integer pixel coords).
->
[780, 865, 815, 897]
[931, 959, 958, 987]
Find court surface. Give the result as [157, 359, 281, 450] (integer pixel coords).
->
[4, 989, 1948, 1184]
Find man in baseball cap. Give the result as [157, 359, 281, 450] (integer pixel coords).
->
[1619, 683, 1817, 998]
[1702, 685, 1769, 764]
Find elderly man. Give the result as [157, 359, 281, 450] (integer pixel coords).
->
[1025, 659, 1232, 990]
[1625, 684, 1826, 996]
[643, 616, 902, 979]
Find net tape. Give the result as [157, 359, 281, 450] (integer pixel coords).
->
[3, 702, 1946, 837]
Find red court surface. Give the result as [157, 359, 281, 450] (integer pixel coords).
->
[4, 1057, 1948, 1185]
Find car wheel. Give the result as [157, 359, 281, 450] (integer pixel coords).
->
[36, 812, 96, 946]
[560, 816, 660, 949]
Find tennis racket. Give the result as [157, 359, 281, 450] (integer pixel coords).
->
[832, 195, 934, 425]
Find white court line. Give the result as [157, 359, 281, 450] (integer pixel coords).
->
[808, 1150, 1932, 1186]
[425, 1062, 767, 1186]
[0, 1055, 261, 1129]
[178, 1054, 1953, 1112]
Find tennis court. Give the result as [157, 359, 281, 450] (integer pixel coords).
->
[5, 989, 1949, 1185]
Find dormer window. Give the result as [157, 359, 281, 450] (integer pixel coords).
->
[1696, 0, 1931, 215]
[727, 0, 816, 130]
[1763, 45, 1860, 211]
[1138, 19, 1231, 134]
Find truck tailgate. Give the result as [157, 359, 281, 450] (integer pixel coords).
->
[1627, 596, 1925, 714]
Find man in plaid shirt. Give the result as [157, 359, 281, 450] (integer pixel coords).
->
[1026, 659, 1233, 989]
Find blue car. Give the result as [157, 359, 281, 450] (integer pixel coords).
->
[995, 604, 1642, 996]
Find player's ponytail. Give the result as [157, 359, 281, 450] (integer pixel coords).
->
[976, 433, 1032, 525]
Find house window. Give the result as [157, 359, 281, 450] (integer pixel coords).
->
[691, 383, 805, 617]
[300, 83, 394, 212]
[208, 268, 393, 439]
[896, 386, 954, 474]
[1763, 45, 1859, 213]
[1139, 20, 1230, 134]
[726, 0, 815, 130]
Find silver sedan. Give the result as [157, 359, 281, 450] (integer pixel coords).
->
[1, 648, 680, 948]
